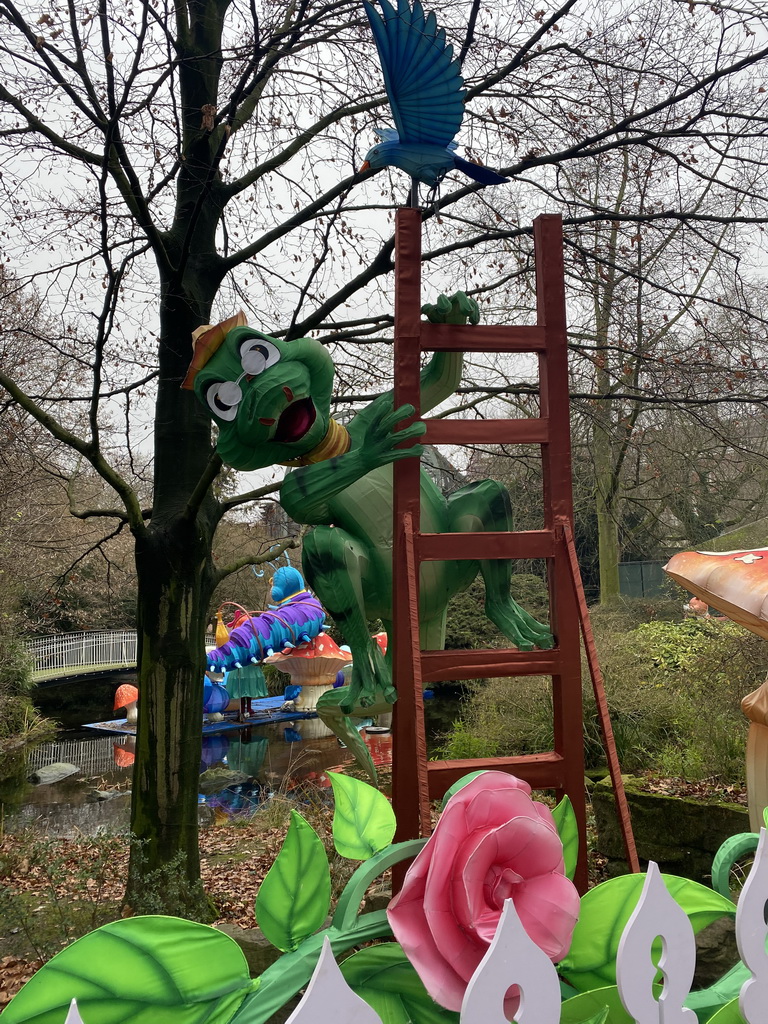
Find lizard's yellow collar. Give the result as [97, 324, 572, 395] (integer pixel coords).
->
[279, 417, 351, 467]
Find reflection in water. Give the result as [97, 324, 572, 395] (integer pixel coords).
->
[0, 720, 393, 835]
[113, 738, 135, 767]
[6, 676, 462, 836]
[201, 779, 271, 823]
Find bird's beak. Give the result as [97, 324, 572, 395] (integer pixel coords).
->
[360, 161, 371, 172]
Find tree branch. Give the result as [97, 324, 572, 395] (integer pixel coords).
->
[211, 533, 298, 588]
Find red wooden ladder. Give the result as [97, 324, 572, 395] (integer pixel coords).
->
[390, 207, 638, 892]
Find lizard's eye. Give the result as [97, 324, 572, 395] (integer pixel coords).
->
[206, 380, 241, 421]
[239, 338, 281, 376]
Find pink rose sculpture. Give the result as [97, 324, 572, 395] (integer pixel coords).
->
[387, 771, 580, 1014]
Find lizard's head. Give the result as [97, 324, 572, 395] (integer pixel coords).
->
[187, 321, 335, 471]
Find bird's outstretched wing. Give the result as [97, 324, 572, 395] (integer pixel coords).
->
[363, 0, 465, 147]
[453, 153, 510, 185]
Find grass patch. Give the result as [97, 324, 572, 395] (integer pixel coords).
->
[0, 697, 55, 750]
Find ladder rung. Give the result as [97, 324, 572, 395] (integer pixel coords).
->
[420, 647, 560, 682]
[421, 323, 547, 353]
[423, 418, 548, 445]
[427, 754, 566, 797]
[418, 530, 555, 560]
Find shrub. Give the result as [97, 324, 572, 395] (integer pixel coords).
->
[444, 579, 505, 650]
[586, 596, 681, 634]
[435, 718, 500, 760]
[436, 676, 554, 761]
[438, 603, 766, 785]
[0, 629, 53, 751]
[509, 573, 550, 622]
[0, 633, 33, 696]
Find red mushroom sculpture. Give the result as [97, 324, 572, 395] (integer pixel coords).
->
[113, 683, 139, 725]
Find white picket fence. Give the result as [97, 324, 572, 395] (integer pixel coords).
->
[58, 830, 768, 1024]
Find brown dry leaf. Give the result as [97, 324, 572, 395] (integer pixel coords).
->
[0, 957, 45, 1007]
[0, 772, 388, 996]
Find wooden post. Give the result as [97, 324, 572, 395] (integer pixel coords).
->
[392, 208, 431, 852]
[535, 214, 589, 892]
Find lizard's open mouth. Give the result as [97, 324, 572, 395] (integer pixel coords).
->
[273, 397, 316, 443]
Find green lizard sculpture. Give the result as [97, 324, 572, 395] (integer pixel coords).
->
[185, 294, 552, 779]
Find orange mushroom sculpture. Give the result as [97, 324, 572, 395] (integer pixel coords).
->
[664, 546, 768, 829]
[113, 683, 139, 725]
[113, 740, 136, 767]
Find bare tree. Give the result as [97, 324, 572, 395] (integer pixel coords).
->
[455, 3, 768, 601]
[1, 0, 767, 914]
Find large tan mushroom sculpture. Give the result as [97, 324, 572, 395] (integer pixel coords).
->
[665, 547, 768, 829]
[264, 634, 352, 712]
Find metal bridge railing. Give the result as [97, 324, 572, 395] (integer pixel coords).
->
[26, 630, 139, 682]
[25, 629, 217, 683]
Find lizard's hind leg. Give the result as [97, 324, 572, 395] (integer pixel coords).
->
[302, 526, 394, 710]
[447, 479, 553, 650]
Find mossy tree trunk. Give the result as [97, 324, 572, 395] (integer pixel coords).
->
[125, 285, 223, 915]
[594, 421, 622, 605]
[123, 1, 229, 914]
[587, 151, 639, 606]
[128, 517, 217, 917]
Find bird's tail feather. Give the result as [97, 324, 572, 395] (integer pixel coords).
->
[453, 154, 509, 185]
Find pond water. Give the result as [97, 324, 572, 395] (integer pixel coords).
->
[0, 676, 467, 836]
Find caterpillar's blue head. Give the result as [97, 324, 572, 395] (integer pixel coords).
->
[271, 566, 306, 603]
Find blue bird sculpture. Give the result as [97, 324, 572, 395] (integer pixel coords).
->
[360, 0, 509, 188]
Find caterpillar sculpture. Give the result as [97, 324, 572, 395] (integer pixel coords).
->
[206, 566, 326, 673]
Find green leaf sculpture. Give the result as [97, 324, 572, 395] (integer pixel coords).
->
[577, 1010, 611, 1024]
[560, 984, 662, 1023]
[255, 809, 331, 952]
[712, 831, 760, 898]
[706, 998, 748, 1024]
[440, 770, 488, 809]
[2, 916, 255, 1024]
[328, 771, 396, 860]
[558, 872, 736, 993]
[552, 794, 579, 880]
[339, 942, 459, 1024]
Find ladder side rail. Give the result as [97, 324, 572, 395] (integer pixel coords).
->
[402, 510, 431, 833]
[563, 521, 640, 873]
[534, 213, 589, 892]
[392, 207, 428, 847]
